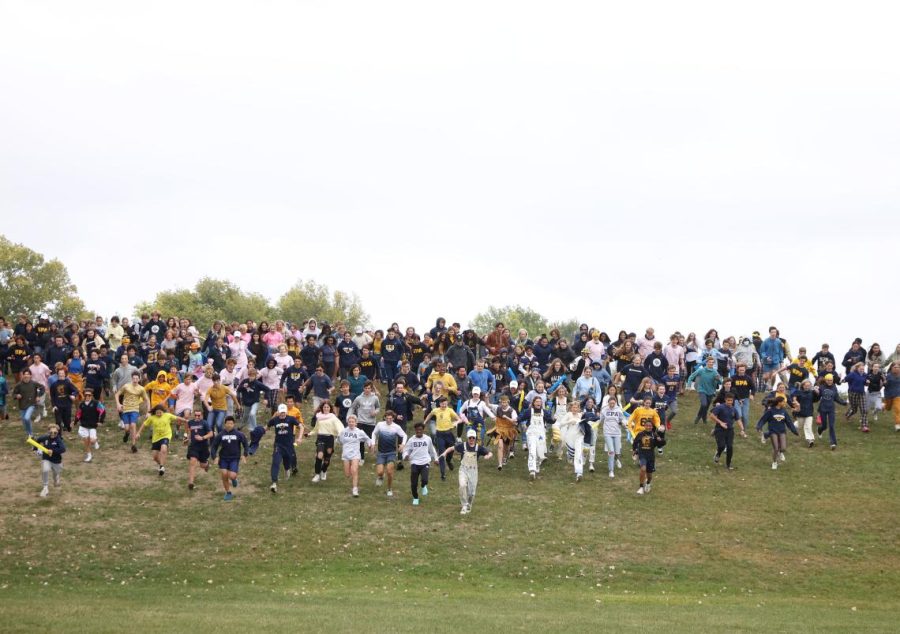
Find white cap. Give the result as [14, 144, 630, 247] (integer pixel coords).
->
[277, 404, 288, 413]
[40, 313, 49, 319]
[471, 386, 481, 395]
[466, 429, 477, 438]
[355, 326, 363, 333]
[509, 381, 518, 388]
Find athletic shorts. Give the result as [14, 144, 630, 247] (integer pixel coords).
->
[218, 458, 240, 473]
[376, 451, 397, 465]
[151, 438, 170, 451]
[316, 435, 335, 453]
[121, 411, 139, 425]
[78, 426, 98, 440]
[638, 455, 656, 473]
[188, 445, 210, 463]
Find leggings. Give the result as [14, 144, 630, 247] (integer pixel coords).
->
[769, 432, 786, 460]
[410, 463, 429, 499]
[314, 435, 335, 474]
[714, 427, 734, 467]
[358, 423, 375, 459]
[435, 431, 456, 477]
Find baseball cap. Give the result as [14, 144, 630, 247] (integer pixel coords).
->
[509, 380, 518, 388]
[277, 404, 288, 413]
[472, 386, 481, 395]
[466, 429, 477, 438]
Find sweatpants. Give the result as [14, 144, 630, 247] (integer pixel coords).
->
[271, 445, 295, 482]
[458, 466, 477, 508]
[54, 405, 73, 431]
[526, 428, 546, 474]
[410, 463, 429, 499]
[798, 416, 814, 441]
[865, 392, 883, 417]
[714, 427, 735, 467]
[566, 435, 585, 476]
[884, 397, 900, 425]
[846, 392, 868, 427]
[41, 460, 62, 486]
[435, 431, 456, 477]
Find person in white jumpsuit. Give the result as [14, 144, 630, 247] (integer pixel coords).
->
[557, 401, 586, 482]
[439, 429, 493, 515]
[523, 397, 553, 480]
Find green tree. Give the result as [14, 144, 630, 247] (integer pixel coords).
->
[469, 305, 551, 338]
[135, 278, 272, 329]
[275, 280, 369, 328]
[0, 235, 86, 318]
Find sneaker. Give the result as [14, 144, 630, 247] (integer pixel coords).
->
[231, 478, 238, 487]
[375, 477, 383, 487]
[93, 441, 100, 450]
[312, 474, 321, 483]
[53, 475, 61, 486]
[223, 492, 234, 501]
[637, 486, 645, 495]
[158, 466, 165, 476]
[589, 463, 595, 473]
[645, 482, 652, 492]
[694, 417, 701, 425]
[40, 486, 49, 497]
[657, 448, 664, 455]
[270, 483, 277, 493]
[84, 454, 92, 463]
[188, 483, 195, 491]
[497, 465, 503, 471]
[440, 475, 446, 481]
[460, 505, 469, 515]
[386, 489, 393, 498]
[862, 426, 870, 433]
[895, 424, 900, 432]
[123, 432, 129, 444]
[772, 462, 778, 470]
[831, 444, 837, 450]
[760, 435, 766, 444]
[291, 467, 298, 476]
[726, 465, 736, 471]
[615, 459, 622, 469]
[807, 440, 814, 448]
[609, 471, 614, 478]
[421, 485, 428, 496]
[575, 474, 582, 483]
[321, 472, 327, 481]
[508, 451, 515, 459]
[359, 459, 365, 467]
[529, 471, 536, 481]
[779, 452, 786, 462]
[352, 487, 359, 497]
[817, 429, 824, 439]
[131, 444, 138, 454]
[714, 452, 720, 464]
[412, 498, 420, 506]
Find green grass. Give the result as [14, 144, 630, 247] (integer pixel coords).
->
[1, 389, 898, 632]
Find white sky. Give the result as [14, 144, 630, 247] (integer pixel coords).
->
[1, 1, 898, 353]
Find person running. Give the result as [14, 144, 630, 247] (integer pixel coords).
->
[49, 368, 79, 433]
[75, 387, 105, 463]
[756, 396, 799, 470]
[339, 414, 373, 497]
[522, 396, 553, 480]
[709, 393, 745, 470]
[815, 374, 847, 450]
[557, 400, 588, 482]
[136, 404, 187, 476]
[844, 362, 870, 432]
[371, 410, 407, 497]
[170, 373, 199, 420]
[401, 421, 438, 506]
[423, 396, 461, 481]
[116, 371, 150, 453]
[884, 362, 900, 431]
[210, 416, 248, 501]
[599, 395, 626, 478]
[267, 404, 303, 493]
[12, 369, 44, 438]
[688, 357, 723, 424]
[865, 363, 885, 423]
[184, 409, 214, 490]
[632, 417, 666, 495]
[439, 429, 493, 515]
[792, 380, 817, 448]
[349, 380, 380, 465]
[485, 393, 518, 470]
[309, 401, 344, 484]
[35, 424, 66, 497]
[459, 387, 496, 445]
[205, 373, 239, 433]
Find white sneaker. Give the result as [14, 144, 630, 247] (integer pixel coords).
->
[575, 474, 582, 482]
[53, 475, 61, 486]
[84, 454, 92, 463]
[760, 435, 766, 444]
[93, 441, 100, 450]
[645, 482, 651, 492]
[40, 486, 49, 497]
[386, 489, 393, 498]
[615, 459, 622, 469]
[359, 459, 365, 467]
[460, 505, 470, 515]
[636, 486, 645, 495]
[529, 471, 536, 481]
[311, 474, 321, 483]
[375, 477, 383, 487]
[609, 471, 615, 478]
[589, 463, 595, 473]
[779, 452, 786, 463]
[321, 472, 327, 481]
[270, 483, 277, 493]
[772, 462, 778, 470]
[352, 487, 359, 497]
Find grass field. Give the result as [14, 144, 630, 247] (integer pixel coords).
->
[1, 388, 898, 632]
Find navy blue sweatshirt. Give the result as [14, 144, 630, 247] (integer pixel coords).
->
[756, 407, 798, 436]
[381, 337, 406, 364]
[280, 366, 309, 393]
[816, 385, 846, 413]
[267, 416, 300, 448]
[793, 389, 815, 417]
[211, 429, 248, 460]
[237, 379, 268, 406]
[337, 341, 361, 368]
[36, 433, 66, 464]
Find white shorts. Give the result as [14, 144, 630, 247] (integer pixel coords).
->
[78, 426, 98, 440]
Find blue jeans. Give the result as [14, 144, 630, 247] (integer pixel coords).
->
[737, 398, 751, 426]
[241, 402, 259, 431]
[21, 405, 35, 436]
[819, 411, 837, 445]
[207, 409, 226, 433]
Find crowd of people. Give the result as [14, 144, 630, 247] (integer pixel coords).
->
[2, 313, 898, 511]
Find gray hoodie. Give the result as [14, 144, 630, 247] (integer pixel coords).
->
[734, 341, 759, 369]
[350, 393, 381, 425]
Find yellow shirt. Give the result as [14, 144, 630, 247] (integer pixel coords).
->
[628, 406, 661, 436]
[287, 405, 305, 425]
[145, 413, 176, 443]
[145, 380, 172, 408]
[207, 384, 229, 410]
[427, 372, 458, 395]
[433, 408, 457, 432]
[120, 384, 147, 413]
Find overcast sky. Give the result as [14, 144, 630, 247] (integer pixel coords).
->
[1, 1, 897, 352]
